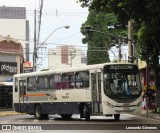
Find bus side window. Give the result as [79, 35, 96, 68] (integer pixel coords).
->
[49, 76, 55, 89]
[62, 72, 74, 89]
[27, 77, 37, 91]
[38, 76, 49, 90]
[49, 74, 61, 90]
[75, 71, 89, 89]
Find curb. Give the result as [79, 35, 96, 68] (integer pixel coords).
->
[140, 112, 160, 120]
[0, 111, 160, 120]
[0, 111, 22, 116]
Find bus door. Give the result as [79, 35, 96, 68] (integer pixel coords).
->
[91, 72, 102, 113]
[19, 80, 26, 112]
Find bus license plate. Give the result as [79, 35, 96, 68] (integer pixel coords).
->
[123, 107, 130, 110]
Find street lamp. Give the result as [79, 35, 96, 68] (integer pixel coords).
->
[37, 25, 70, 51]
[33, 25, 70, 71]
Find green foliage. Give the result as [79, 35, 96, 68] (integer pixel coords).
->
[81, 9, 131, 64]
[79, 0, 160, 64]
[87, 47, 110, 65]
[79, 0, 160, 110]
[79, 0, 160, 22]
[81, 10, 111, 65]
[137, 22, 160, 66]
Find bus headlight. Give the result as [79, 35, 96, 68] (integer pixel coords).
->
[104, 101, 114, 108]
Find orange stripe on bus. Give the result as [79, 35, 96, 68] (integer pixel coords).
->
[21, 94, 46, 97]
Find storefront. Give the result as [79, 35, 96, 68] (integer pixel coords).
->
[0, 62, 17, 108]
[0, 82, 13, 108]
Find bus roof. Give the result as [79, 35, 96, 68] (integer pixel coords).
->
[13, 62, 135, 78]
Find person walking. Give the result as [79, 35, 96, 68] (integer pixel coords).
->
[144, 84, 156, 110]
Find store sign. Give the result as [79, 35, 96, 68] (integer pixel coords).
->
[0, 62, 17, 74]
[23, 61, 32, 67]
[23, 67, 33, 73]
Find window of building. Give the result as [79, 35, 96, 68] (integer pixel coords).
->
[81, 57, 87, 63]
[75, 71, 89, 88]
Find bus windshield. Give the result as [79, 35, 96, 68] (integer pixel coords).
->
[103, 64, 142, 99]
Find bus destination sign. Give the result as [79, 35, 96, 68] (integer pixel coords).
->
[104, 65, 138, 72]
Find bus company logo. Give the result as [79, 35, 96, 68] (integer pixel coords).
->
[2, 125, 12, 130]
[1, 125, 42, 131]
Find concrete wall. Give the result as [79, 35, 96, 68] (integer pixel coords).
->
[48, 45, 86, 69]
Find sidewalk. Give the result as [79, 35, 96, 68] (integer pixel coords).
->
[140, 110, 160, 120]
[0, 108, 22, 116]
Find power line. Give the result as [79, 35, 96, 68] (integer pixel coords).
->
[26, 9, 88, 17]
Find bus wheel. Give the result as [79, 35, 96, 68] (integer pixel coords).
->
[43, 114, 49, 119]
[114, 114, 120, 120]
[60, 114, 72, 119]
[83, 105, 90, 121]
[34, 104, 43, 120]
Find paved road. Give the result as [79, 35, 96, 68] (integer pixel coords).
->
[0, 113, 160, 124]
[0, 114, 159, 132]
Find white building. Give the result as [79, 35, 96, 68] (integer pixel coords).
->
[48, 45, 86, 69]
[0, 6, 29, 61]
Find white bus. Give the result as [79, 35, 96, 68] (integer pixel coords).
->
[13, 63, 142, 121]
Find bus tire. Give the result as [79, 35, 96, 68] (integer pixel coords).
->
[43, 114, 49, 119]
[34, 104, 42, 119]
[60, 114, 72, 119]
[83, 105, 90, 121]
[114, 114, 120, 120]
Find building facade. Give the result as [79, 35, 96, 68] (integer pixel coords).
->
[0, 35, 23, 108]
[0, 6, 30, 61]
[48, 45, 86, 69]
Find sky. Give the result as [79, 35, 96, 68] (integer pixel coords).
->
[1, 0, 89, 70]
[1, 0, 127, 70]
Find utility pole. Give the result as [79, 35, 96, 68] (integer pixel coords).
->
[33, 10, 37, 72]
[69, 48, 76, 67]
[128, 20, 133, 63]
[118, 38, 122, 62]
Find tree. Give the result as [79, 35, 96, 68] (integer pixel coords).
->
[81, 10, 111, 65]
[137, 23, 159, 66]
[137, 22, 160, 109]
[79, 0, 160, 111]
[81, 10, 131, 64]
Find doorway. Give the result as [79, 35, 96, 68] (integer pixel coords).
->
[91, 73, 102, 113]
[0, 86, 12, 108]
